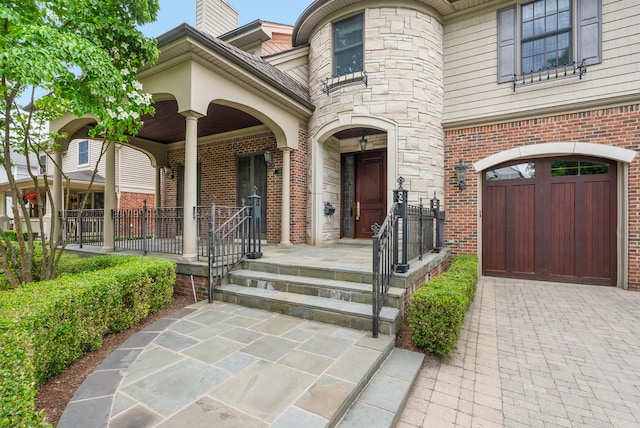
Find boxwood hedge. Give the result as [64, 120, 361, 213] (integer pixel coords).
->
[0, 255, 176, 427]
[407, 255, 478, 357]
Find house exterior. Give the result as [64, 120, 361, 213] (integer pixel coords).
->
[49, 0, 640, 289]
[0, 139, 155, 235]
[0, 151, 40, 229]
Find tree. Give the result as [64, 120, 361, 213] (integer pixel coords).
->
[0, 0, 160, 287]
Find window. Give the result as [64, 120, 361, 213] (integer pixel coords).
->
[333, 14, 364, 77]
[78, 140, 89, 166]
[521, 0, 572, 73]
[498, 0, 601, 83]
[39, 155, 46, 174]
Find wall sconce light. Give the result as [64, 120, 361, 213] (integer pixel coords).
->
[359, 136, 367, 152]
[162, 164, 174, 179]
[263, 148, 274, 169]
[455, 160, 468, 190]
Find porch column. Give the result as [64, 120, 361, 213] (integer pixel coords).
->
[0, 192, 9, 230]
[280, 148, 292, 246]
[51, 148, 63, 245]
[154, 167, 161, 209]
[102, 141, 116, 252]
[181, 111, 201, 261]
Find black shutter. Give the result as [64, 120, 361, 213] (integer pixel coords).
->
[497, 5, 517, 83]
[577, 0, 602, 65]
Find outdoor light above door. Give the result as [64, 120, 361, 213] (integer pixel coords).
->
[359, 136, 368, 152]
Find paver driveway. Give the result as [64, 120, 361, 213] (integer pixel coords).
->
[400, 277, 640, 428]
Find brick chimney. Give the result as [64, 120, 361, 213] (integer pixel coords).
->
[195, 0, 239, 37]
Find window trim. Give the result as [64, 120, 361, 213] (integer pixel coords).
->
[332, 13, 365, 78]
[78, 140, 89, 167]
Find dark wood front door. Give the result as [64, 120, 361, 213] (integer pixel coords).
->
[342, 150, 387, 239]
[482, 157, 616, 286]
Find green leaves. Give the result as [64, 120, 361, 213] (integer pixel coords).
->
[407, 255, 478, 357]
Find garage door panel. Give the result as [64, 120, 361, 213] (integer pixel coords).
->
[584, 180, 613, 280]
[550, 182, 576, 277]
[513, 184, 535, 274]
[483, 186, 507, 273]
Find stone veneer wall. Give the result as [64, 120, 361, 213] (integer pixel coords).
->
[445, 104, 640, 289]
[306, 4, 446, 243]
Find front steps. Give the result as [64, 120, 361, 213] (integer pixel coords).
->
[213, 258, 405, 335]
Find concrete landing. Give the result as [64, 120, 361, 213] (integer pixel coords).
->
[57, 300, 413, 427]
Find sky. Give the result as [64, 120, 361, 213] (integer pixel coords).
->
[140, 0, 312, 38]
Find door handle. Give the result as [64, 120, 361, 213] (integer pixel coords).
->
[356, 201, 360, 220]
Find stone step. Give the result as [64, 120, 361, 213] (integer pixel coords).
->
[338, 348, 425, 427]
[227, 269, 405, 309]
[213, 284, 401, 335]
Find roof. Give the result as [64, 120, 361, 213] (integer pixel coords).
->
[156, 24, 313, 109]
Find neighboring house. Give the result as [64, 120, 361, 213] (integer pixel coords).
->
[0, 139, 155, 234]
[49, 0, 640, 289]
[0, 151, 40, 229]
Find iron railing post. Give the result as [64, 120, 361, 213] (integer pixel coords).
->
[437, 210, 445, 250]
[394, 177, 409, 273]
[77, 210, 83, 248]
[247, 187, 262, 259]
[208, 196, 216, 303]
[142, 200, 148, 255]
[418, 198, 424, 261]
[372, 229, 380, 338]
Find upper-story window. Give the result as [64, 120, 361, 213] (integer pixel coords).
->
[78, 140, 89, 166]
[39, 155, 46, 174]
[521, 0, 572, 73]
[498, 0, 601, 83]
[333, 14, 364, 77]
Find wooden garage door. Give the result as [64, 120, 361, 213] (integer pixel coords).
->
[482, 157, 617, 286]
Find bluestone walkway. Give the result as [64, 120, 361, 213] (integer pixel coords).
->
[57, 300, 404, 427]
[400, 277, 640, 428]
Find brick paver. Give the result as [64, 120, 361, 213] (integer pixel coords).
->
[400, 278, 640, 428]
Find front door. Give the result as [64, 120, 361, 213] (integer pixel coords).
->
[342, 150, 387, 239]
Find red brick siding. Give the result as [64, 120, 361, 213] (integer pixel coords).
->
[165, 128, 308, 244]
[119, 192, 154, 209]
[175, 273, 208, 301]
[445, 104, 640, 288]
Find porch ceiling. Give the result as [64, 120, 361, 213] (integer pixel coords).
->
[137, 100, 262, 144]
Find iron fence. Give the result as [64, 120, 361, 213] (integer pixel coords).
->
[60, 209, 105, 248]
[371, 178, 445, 337]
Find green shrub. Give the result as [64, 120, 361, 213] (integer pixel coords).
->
[407, 255, 478, 357]
[0, 255, 176, 426]
[2, 230, 38, 242]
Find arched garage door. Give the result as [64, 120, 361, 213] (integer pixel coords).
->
[482, 157, 617, 286]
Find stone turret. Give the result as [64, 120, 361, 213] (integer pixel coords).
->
[195, 0, 239, 37]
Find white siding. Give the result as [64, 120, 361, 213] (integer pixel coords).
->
[117, 145, 155, 194]
[443, 0, 640, 126]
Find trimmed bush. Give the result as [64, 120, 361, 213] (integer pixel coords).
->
[0, 256, 176, 426]
[2, 230, 38, 242]
[407, 255, 478, 357]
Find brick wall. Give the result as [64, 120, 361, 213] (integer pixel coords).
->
[444, 104, 640, 288]
[165, 128, 308, 244]
[119, 192, 154, 209]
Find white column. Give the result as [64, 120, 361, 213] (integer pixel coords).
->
[51, 149, 63, 245]
[280, 148, 292, 246]
[0, 192, 9, 230]
[181, 112, 200, 261]
[102, 141, 116, 251]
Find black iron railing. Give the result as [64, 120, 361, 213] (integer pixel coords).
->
[208, 189, 263, 303]
[112, 203, 184, 255]
[60, 209, 105, 248]
[371, 177, 445, 337]
[512, 59, 587, 91]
